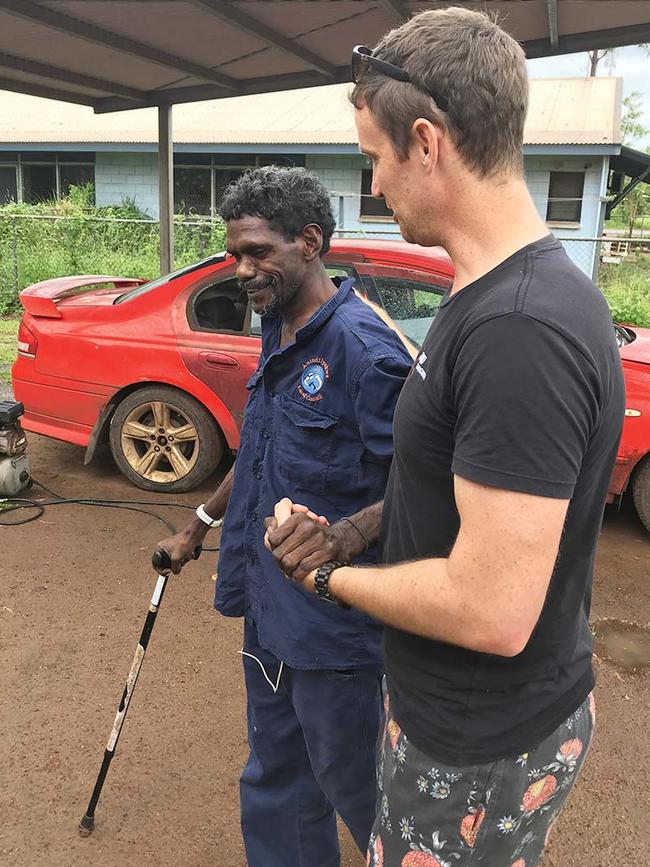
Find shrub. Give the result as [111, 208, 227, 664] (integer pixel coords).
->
[0, 190, 226, 315]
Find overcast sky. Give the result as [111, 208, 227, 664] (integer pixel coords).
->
[527, 44, 650, 149]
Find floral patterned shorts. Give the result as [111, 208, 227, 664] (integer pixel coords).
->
[367, 690, 594, 867]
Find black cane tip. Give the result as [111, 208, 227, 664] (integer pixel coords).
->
[79, 813, 95, 837]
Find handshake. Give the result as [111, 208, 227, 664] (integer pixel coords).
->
[155, 497, 369, 592]
[264, 498, 354, 591]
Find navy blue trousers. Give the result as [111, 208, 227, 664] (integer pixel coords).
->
[239, 619, 383, 867]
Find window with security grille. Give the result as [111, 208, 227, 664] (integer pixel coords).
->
[360, 169, 393, 219]
[60, 164, 95, 198]
[546, 171, 585, 223]
[174, 166, 211, 216]
[22, 163, 57, 203]
[0, 165, 17, 203]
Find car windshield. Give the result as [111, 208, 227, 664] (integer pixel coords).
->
[114, 253, 228, 304]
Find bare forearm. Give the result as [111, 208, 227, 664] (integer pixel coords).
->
[328, 558, 524, 657]
[185, 465, 235, 539]
[337, 499, 384, 557]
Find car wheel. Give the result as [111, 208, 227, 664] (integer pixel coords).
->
[109, 385, 223, 492]
[632, 456, 650, 534]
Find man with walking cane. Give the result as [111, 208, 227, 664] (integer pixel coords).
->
[267, 8, 625, 866]
[156, 165, 412, 866]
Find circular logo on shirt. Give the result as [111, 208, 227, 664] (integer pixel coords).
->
[301, 363, 326, 395]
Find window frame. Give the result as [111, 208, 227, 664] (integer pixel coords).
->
[359, 168, 394, 221]
[187, 267, 251, 336]
[545, 170, 585, 225]
[0, 163, 18, 204]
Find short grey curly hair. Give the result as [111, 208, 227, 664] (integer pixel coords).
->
[219, 165, 337, 255]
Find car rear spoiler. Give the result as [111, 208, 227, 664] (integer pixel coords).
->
[19, 275, 146, 318]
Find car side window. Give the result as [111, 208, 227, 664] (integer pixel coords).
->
[191, 276, 248, 334]
[358, 266, 451, 348]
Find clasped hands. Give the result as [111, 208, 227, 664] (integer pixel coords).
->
[264, 498, 355, 593]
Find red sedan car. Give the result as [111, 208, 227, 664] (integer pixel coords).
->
[11, 239, 650, 531]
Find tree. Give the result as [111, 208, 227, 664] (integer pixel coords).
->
[612, 96, 650, 235]
[586, 44, 649, 77]
[621, 92, 647, 145]
[587, 48, 616, 76]
[618, 182, 650, 237]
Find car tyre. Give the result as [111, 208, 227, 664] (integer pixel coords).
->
[109, 385, 223, 492]
[632, 456, 650, 534]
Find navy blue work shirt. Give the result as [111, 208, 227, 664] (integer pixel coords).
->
[215, 278, 412, 669]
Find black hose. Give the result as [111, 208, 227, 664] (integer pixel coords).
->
[0, 478, 220, 552]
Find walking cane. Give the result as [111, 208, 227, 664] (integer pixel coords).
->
[78, 546, 196, 836]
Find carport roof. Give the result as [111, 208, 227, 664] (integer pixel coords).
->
[0, 77, 623, 147]
[0, 0, 649, 113]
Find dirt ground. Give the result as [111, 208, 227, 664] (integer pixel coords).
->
[2, 433, 650, 867]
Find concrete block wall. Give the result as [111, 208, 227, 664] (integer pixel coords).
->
[524, 155, 608, 278]
[305, 153, 394, 235]
[95, 152, 159, 217]
[93, 151, 609, 278]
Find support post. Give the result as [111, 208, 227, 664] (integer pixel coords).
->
[158, 104, 174, 275]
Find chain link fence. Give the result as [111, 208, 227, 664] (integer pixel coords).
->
[1, 209, 648, 326]
[0, 212, 226, 314]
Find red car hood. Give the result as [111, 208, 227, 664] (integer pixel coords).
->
[620, 326, 650, 365]
[19, 274, 145, 318]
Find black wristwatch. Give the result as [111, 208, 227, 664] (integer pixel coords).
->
[313, 561, 350, 609]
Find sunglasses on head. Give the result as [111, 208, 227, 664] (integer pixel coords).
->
[351, 45, 449, 113]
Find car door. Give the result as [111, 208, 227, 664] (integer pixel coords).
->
[176, 261, 361, 434]
[354, 262, 452, 348]
[174, 265, 261, 430]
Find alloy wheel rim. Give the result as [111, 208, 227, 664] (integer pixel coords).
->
[120, 400, 199, 483]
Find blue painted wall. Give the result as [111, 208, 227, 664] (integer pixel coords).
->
[93, 150, 609, 278]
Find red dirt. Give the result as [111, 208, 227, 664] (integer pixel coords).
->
[2, 434, 649, 866]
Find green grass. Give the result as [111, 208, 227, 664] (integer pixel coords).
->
[599, 253, 650, 327]
[0, 190, 227, 316]
[605, 214, 650, 232]
[0, 316, 19, 384]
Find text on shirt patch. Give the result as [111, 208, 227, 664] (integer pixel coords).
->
[298, 357, 330, 402]
[415, 351, 427, 380]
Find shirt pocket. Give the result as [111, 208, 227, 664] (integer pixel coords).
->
[273, 393, 338, 498]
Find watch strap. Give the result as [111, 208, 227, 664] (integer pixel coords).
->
[314, 561, 350, 609]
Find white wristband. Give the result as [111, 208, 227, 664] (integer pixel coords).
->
[196, 504, 223, 529]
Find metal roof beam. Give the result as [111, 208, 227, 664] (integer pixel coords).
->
[93, 67, 351, 113]
[380, 0, 409, 21]
[0, 51, 146, 101]
[524, 21, 650, 57]
[606, 165, 650, 218]
[546, 0, 559, 50]
[0, 74, 96, 105]
[192, 0, 337, 79]
[0, 0, 239, 92]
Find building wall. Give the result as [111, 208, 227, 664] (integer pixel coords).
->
[305, 153, 386, 234]
[94, 150, 609, 278]
[524, 154, 608, 279]
[95, 152, 159, 217]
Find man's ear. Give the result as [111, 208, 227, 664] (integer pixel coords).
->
[301, 224, 324, 261]
[411, 118, 441, 172]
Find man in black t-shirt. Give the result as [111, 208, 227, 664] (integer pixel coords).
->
[265, 8, 625, 866]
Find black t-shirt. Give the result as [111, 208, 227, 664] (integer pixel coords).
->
[380, 235, 625, 765]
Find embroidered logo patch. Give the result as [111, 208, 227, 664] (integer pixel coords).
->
[298, 357, 330, 402]
[415, 351, 427, 380]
